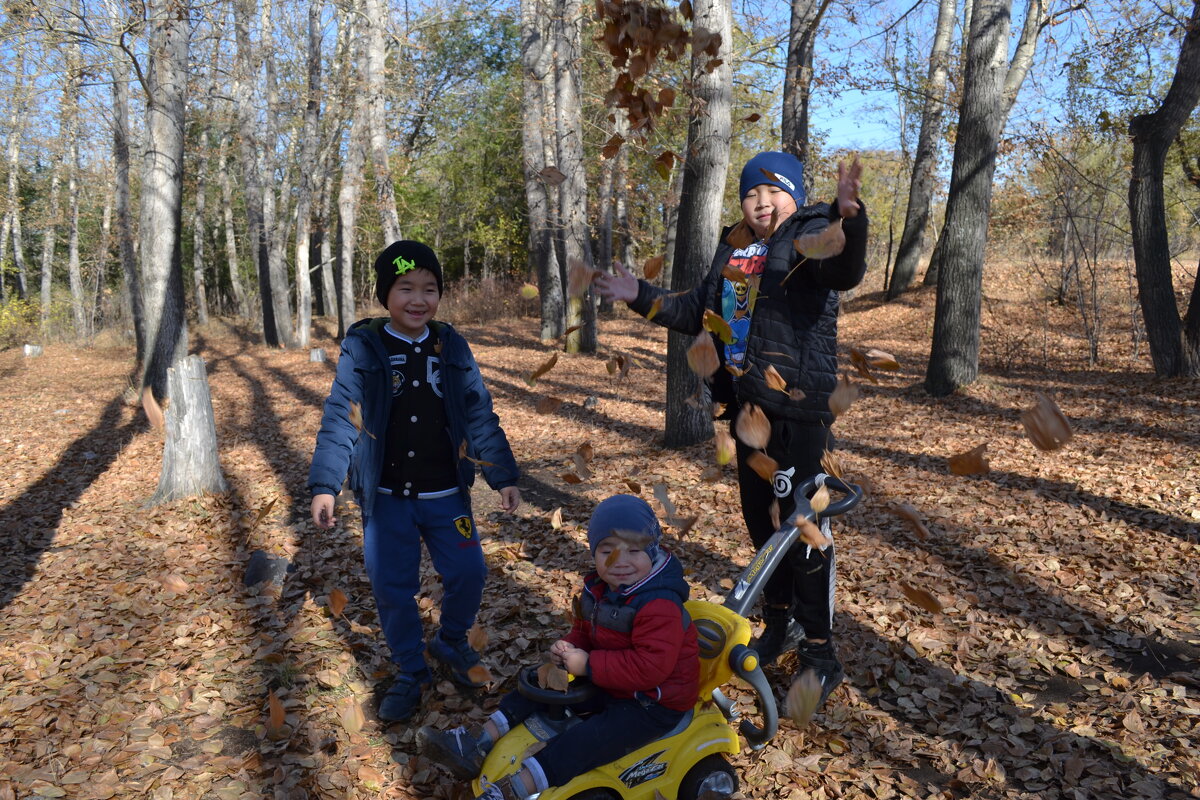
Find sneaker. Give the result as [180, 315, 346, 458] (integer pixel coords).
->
[751, 607, 803, 667]
[378, 671, 431, 723]
[418, 724, 488, 780]
[428, 632, 486, 688]
[796, 640, 844, 707]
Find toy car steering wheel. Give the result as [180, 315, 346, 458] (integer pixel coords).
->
[516, 665, 597, 707]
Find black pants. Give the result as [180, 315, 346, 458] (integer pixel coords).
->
[498, 689, 684, 788]
[734, 419, 836, 641]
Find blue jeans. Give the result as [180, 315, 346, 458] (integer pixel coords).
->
[498, 690, 685, 788]
[362, 490, 486, 675]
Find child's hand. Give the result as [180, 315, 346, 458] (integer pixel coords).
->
[837, 157, 863, 219]
[594, 262, 640, 303]
[549, 639, 572, 667]
[498, 486, 521, 514]
[562, 646, 589, 676]
[311, 495, 336, 529]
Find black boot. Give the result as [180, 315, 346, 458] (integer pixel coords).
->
[751, 605, 803, 666]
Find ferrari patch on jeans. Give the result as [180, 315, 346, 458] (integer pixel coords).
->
[453, 516, 473, 539]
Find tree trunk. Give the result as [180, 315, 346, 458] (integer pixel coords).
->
[3, 28, 28, 302]
[151, 355, 229, 503]
[666, 0, 732, 448]
[318, 167, 337, 317]
[139, 0, 189, 402]
[107, 22, 144, 360]
[294, 0, 323, 347]
[661, 160, 685, 287]
[193, 127, 211, 327]
[64, 3, 86, 336]
[1128, 0, 1200, 377]
[521, 0, 562, 339]
[39, 169, 60, 327]
[218, 132, 249, 318]
[888, 0, 955, 298]
[781, 0, 830, 169]
[260, 0, 297, 346]
[363, 0, 403, 243]
[553, 0, 595, 353]
[337, 46, 368, 335]
[924, 0, 1011, 396]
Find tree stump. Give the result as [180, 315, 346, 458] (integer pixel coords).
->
[309, 348, 326, 362]
[151, 354, 228, 504]
[23, 344, 42, 358]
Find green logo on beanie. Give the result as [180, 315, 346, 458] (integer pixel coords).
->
[393, 256, 416, 275]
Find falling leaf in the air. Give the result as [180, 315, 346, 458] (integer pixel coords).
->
[341, 697, 365, 733]
[820, 449, 843, 479]
[646, 296, 664, 321]
[652, 483, 677, 518]
[561, 473, 584, 485]
[828, 374, 859, 418]
[786, 669, 822, 727]
[735, 404, 770, 449]
[741, 112, 762, 123]
[669, 515, 699, 538]
[571, 453, 592, 481]
[458, 439, 497, 468]
[520, 283, 540, 300]
[722, 263, 748, 283]
[900, 583, 943, 614]
[624, 479, 642, 494]
[160, 573, 189, 593]
[467, 664, 493, 687]
[793, 218, 846, 260]
[550, 507, 564, 530]
[769, 499, 781, 529]
[715, 430, 736, 465]
[702, 309, 734, 344]
[539, 165, 567, 186]
[764, 365, 789, 394]
[948, 443, 990, 475]
[746, 451, 778, 481]
[797, 518, 832, 550]
[525, 352, 559, 387]
[643, 255, 664, 281]
[247, 498, 278, 533]
[809, 484, 830, 514]
[142, 387, 165, 429]
[577, 442, 595, 462]
[328, 588, 348, 618]
[687, 332, 720, 377]
[1021, 392, 1073, 451]
[601, 134, 625, 160]
[890, 503, 930, 539]
[725, 221, 755, 249]
[267, 690, 287, 740]
[467, 624, 488, 652]
[348, 401, 374, 438]
[567, 260, 598, 298]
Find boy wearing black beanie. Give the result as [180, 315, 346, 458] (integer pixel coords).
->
[309, 240, 521, 723]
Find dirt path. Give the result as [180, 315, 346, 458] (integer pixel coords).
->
[1, 286, 1197, 800]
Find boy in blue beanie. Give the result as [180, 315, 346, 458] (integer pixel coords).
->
[418, 495, 699, 800]
[596, 151, 867, 709]
[308, 240, 522, 723]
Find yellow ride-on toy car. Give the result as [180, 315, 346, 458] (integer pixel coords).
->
[473, 474, 863, 800]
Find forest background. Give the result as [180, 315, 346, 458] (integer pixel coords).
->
[0, 0, 1199, 799]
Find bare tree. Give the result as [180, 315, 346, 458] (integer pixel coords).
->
[363, 0, 402, 242]
[63, 0, 86, 335]
[887, 0, 956, 298]
[335, 6, 366, 336]
[925, 0, 1056, 395]
[217, 131, 249, 318]
[520, 0, 562, 338]
[1129, 0, 1200, 376]
[665, 0, 732, 448]
[553, 0, 595, 353]
[293, 0, 323, 347]
[782, 0, 832, 169]
[1, 25, 30, 302]
[192, 127, 212, 327]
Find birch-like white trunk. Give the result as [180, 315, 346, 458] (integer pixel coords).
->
[39, 170, 60, 326]
[193, 127, 211, 326]
[106, 16, 144, 359]
[218, 132, 249, 318]
[293, 0, 323, 347]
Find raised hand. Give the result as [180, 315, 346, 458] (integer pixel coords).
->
[837, 157, 863, 219]
[593, 261, 640, 303]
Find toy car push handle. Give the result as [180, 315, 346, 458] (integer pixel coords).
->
[723, 473, 862, 618]
[729, 644, 778, 749]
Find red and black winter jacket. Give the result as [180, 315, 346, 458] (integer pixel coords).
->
[562, 551, 699, 713]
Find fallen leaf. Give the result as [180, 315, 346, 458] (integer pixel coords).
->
[900, 583, 943, 614]
[358, 765, 386, 792]
[735, 404, 771, 449]
[1021, 392, 1073, 451]
[686, 332, 719, 377]
[786, 669, 822, 727]
[328, 588, 348, 618]
[537, 662, 570, 692]
[266, 690, 286, 740]
[948, 443, 990, 476]
[160, 573, 189, 593]
[246, 498, 277, 533]
[342, 698, 365, 733]
[561, 473, 584, 484]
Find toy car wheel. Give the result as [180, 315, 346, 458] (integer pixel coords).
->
[677, 754, 738, 800]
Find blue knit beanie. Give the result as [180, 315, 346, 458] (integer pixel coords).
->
[739, 151, 806, 205]
[586, 495, 662, 561]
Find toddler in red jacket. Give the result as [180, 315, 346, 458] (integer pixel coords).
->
[419, 495, 700, 800]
